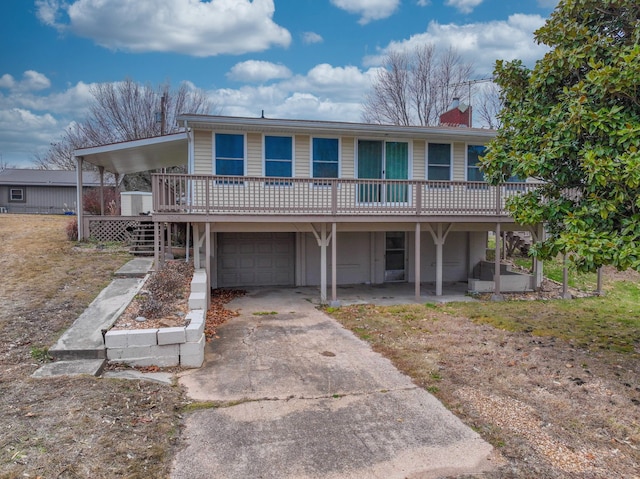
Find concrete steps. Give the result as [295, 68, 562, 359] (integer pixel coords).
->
[33, 258, 154, 378]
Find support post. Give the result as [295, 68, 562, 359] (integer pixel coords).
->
[426, 223, 451, 297]
[415, 223, 421, 300]
[98, 166, 105, 216]
[320, 223, 327, 304]
[205, 222, 211, 308]
[596, 267, 603, 296]
[435, 223, 443, 296]
[154, 221, 161, 270]
[331, 222, 338, 305]
[491, 223, 503, 301]
[562, 253, 572, 299]
[76, 156, 84, 240]
[193, 223, 200, 269]
[186, 222, 191, 263]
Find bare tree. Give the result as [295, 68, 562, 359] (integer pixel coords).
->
[475, 82, 503, 129]
[0, 155, 18, 171]
[36, 79, 214, 168]
[362, 45, 474, 126]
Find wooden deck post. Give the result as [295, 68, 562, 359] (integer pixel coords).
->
[492, 223, 503, 301]
[415, 223, 421, 300]
[320, 223, 327, 304]
[331, 222, 337, 304]
[205, 222, 211, 308]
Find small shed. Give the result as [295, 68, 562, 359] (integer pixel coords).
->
[121, 191, 153, 216]
[0, 169, 110, 214]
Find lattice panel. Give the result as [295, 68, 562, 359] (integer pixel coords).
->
[88, 219, 141, 243]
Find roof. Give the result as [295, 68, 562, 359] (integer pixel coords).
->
[0, 168, 113, 187]
[74, 132, 189, 175]
[177, 114, 496, 141]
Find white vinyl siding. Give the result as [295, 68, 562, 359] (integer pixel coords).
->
[194, 130, 212, 174]
[246, 133, 262, 176]
[413, 140, 426, 179]
[295, 135, 310, 177]
[452, 142, 466, 181]
[341, 137, 354, 178]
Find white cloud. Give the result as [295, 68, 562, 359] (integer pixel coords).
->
[207, 63, 380, 121]
[0, 71, 51, 92]
[36, 0, 291, 56]
[364, 14, 549, 76]
[445, 0, 483, 14]
[302, 32, 323, 44]
[227, 61, 292, 83]
[416, 0, 431, 6]
[330, 0, 400, 24]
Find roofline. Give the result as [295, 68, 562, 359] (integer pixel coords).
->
[176, 114, 496, 139]
[73, 131, 189, 157]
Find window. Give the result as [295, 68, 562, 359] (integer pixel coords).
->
[467, 144, 486, 182]
[312, 138, 339, 178]
[427, 143, 451, 181]
[215, 133, 244, 176]
[265, 136, 292, 177]
[9, 188, 25, 202]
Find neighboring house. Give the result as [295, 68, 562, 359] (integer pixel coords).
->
[74, 115, 544, 303]
[0, 169, 111, 214]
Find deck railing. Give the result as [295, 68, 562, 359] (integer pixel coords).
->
[152, 174, 538, 217]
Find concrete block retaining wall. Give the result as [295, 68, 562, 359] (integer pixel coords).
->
[105, 269, 208, 368]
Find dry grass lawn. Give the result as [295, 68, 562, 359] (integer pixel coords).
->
[0, 215, 185, 479]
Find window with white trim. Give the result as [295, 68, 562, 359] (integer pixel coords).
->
[264, 135, 293, 177]
[467, 144, 486, 182]
[215, 133, 244, 176]
[312, 138, 339, 178]
[427, 143, 451, 181]
[9, 188, 25, 202]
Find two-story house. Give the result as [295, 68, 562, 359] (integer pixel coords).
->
[74, 115, 543, 304]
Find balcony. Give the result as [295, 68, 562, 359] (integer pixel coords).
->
[152, 173, 537, 219]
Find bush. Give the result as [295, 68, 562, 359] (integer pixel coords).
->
[83, 187, 119, 215]
[137, 261, 194, 319]
[66, 219, 78, 241]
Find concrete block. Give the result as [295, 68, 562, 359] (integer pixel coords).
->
[189, 291, 206, 310]
[104, 330, 129, 348]
[185, 310, 205, 342]
[185, 319, 205, 342]
[157, 327, 186, 345]
[190, 269, 208, 293]
[180, 334, 205, 368]
[125, 329, 159, 347]
[107, 344, 180, 367]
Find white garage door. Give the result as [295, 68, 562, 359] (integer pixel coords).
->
[217, 232, 295, 287]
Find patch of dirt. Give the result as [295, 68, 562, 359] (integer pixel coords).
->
[112, 260, 193, 330]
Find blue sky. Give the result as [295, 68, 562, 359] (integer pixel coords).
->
[1, 0, 558, 168]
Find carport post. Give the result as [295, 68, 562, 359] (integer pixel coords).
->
[76, 156, 84, 240]
[98, 166, 105, 216]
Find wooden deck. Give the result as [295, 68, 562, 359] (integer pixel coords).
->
[152, 173, 537, 219]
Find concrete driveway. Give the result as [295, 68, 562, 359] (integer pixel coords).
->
[173, 288, 495, 479]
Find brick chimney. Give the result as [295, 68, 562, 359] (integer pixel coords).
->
[439, 98, 472, 127]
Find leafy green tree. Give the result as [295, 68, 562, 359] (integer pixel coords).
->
[482, 0, 640, 272]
